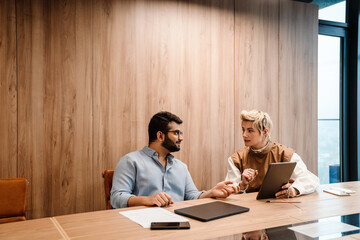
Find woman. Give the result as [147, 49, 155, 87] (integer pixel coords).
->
[226, 110, 319, 198]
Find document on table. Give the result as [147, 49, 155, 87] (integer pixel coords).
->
[323, 187, 356, 196]
[119, 207, 189, 228]
[288, 220, 359, 238]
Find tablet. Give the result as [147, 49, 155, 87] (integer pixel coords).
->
[256, 162, 297, 200]
[174, 201, 249, 222]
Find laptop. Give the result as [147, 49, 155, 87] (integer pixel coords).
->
[256, 162, 297, 200]
[174, 201, 249, 222]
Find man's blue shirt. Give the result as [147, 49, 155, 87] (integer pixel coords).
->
[110, 146, 203, 208]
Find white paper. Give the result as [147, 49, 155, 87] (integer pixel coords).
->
[119, 207, 189, 228]
[289, 220, 359, 238]
[330, 187, 356, 194]
[323, 189, 351, 196]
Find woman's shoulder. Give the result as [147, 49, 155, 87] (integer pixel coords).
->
[271, 142, 294, 161]
[230, 147, 250, 162]
[271, 142, 293, 150]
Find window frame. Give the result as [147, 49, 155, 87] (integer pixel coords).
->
[318, 26, 345, 183]
[317, 0, 360, 182]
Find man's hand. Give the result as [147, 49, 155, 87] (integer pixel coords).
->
[200, 180, 240, 199]
[128, 192, 174, 207]
[148, 192, 174, 207]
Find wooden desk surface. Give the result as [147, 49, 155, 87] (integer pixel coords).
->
[0, 217, 65, 240]
[2, 181, 360, 240]
[335, 233, 360, 240]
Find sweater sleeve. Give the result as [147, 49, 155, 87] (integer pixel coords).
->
[225, 157, 242, 185]
[290, 153, 320, 195]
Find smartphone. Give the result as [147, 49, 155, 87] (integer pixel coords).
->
[150, 222, 190, 230]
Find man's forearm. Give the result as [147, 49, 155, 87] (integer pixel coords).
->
[127, 196, 152, 207]
[198, 190, 212, 199]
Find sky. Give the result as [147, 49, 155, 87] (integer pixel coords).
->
[317, 1, 345, 119]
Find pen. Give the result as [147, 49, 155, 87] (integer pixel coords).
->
[266, 200, 301, 203]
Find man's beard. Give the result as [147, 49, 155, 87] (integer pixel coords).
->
[162, 134, 180, 152]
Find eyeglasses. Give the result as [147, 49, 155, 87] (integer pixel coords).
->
[166, 130, 183, 137]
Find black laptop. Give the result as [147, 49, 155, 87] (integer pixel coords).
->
[174, 201, 249, 222]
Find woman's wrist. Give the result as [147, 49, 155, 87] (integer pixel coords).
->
[239, 182, 249, 193]
[239, 181, 247, 189]
[293, 187, 300, 196]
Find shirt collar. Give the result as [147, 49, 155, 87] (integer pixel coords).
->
[142, 146, 175, 163]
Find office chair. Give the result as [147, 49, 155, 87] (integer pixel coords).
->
[0, 178, 29, 224]
[103, 170, 114, 209]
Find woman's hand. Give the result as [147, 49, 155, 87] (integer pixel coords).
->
[241, 168, 258, 185]
[275, 181, 299, 198]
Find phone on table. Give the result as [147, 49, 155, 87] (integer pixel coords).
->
[150, 222, 190, 230]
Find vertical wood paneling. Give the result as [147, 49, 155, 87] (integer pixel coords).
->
[17, 0, 93, 218]
[177, 1, 235, 189]
[235, 0, 280, 151]
[93, 0, 235, 210]
[1, 0, 318, 218]
[0, 0, 17, 178]
[279, 0, 318, 173]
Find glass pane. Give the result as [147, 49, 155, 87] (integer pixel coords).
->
[312, 0, 346, 23]
[318, 120, 340, 184]
[318, 35, 341, 184]
[318, 35, 340, 119]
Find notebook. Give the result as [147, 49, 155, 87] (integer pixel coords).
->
[256, 162, 297, 200]
[174, 201, 249, 222]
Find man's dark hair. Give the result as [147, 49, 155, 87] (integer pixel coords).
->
[148, 111, 183, 144]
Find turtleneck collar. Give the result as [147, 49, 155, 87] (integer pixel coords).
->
[250, 141, 272, 154]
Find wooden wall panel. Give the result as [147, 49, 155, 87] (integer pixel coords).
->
[235, 0, 280, 151]
[0, 0, 17, 178]
[176, 1, 235, 190]
[0, 0, 318, 218]
[93, 0, 235, 210]
[17, 0, 93, 218]
[279, 0, 318, 173]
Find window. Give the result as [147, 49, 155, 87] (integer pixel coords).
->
[312, 0, 347, 184]
[298, 0, 360, 182]
[313, 0, 346, 23]
[317, 35, 341, 184]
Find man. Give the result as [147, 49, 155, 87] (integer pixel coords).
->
[111, 111, 239, 208]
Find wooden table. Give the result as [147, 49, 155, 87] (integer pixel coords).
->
[1, 181, 360, 239]
[0, 218, 65, 240]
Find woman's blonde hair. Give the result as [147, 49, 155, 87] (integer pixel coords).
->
[240, 110, 273, 141]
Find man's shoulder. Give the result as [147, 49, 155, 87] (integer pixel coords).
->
[120, 149, 147, 163]
[172, 158, 188, 169]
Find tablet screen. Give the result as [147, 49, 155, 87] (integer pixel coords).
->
[256, 162, 296, 200]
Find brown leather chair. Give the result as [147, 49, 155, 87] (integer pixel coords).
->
[103, 170, 114, 209]
[0, 178, 29, 224]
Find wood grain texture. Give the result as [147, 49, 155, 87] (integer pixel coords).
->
[0, 218, 65, 240]
[0, 0, 17, 178]
[52, 182, 360, 240]
[93, 0, 235, 210]
[0, 0, 318, 218]
[234, 0, 280, 151]
[3, 182, 360, 239]
[279, 0, 318, 173]
[17, 0, 93, 218]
